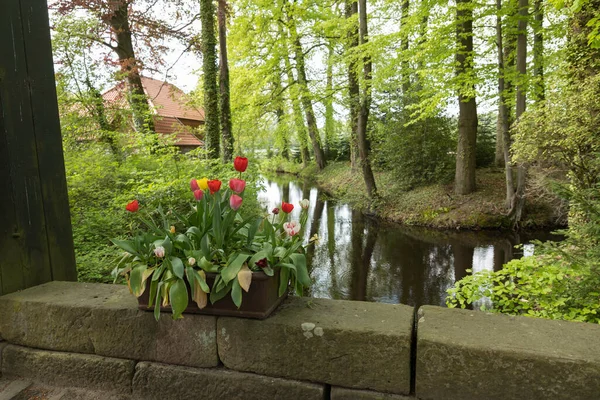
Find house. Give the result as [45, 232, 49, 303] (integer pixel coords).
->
[102, 76, 205, 152]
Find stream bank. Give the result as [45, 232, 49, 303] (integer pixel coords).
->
[262, 161, 567, 231]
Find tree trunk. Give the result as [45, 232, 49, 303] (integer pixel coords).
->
[109, 1, 155, 134]
[454, 0, 478, 195]
[496, 0, 515, 208]
[357, 0, 378, 201]
[346, 0, 360, 172]
[324, 42, 335, 160]
[400, 0, 410, 96]
[532, 0, 544, 101]
[510, 0, 529, 226]
[84, 78, 121, 159]
[274, 71, 290, 159]
[218, 0, 233, 162]
[286, 7, 326, 170]
[200, 0, 220, 159]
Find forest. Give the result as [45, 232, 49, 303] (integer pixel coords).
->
[49, 0, 599, 323]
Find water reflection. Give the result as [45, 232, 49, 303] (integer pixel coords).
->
[258, 175, 560, 308]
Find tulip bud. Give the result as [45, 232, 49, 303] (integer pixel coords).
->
[272, 207, 280, 215]
[230, 194, 243, 210]
[208, 179, 222, 194]
[229, 178, 246, 194]
[255, 258, 268, 269]
[188, 257, 196, 266]
[198, 178, 209, 191]
[190, 179, 199, 191]
[154, 246, 165, 258]
[234, 156, 248, 172]
[300, 199, 310, 209]
[283, 221, 301, 236]
[170, 226, 176, 234]
[125, 200, 139, 212]
[194, 189, 203, 201]
[281, 202, 294, 214]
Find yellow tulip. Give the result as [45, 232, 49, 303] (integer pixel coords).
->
[198, 178, 209, 191]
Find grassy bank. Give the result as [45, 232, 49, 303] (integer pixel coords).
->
[263, 159, 567, 230]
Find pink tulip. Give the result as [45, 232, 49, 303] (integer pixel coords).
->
[190, 179, 199, 191]
[229, 178, 246, 194]
[194, 189, 203, 201]
[230, 194, 243, 210]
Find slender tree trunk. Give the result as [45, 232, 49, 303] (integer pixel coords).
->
[200, 0, 220, 159]
[346, 0, 360, 171]
[109, 1, 154, 134]
[357, 0, 378, 200]
[274, 71, 290, 159]
[218, 0, 233, 162]
[532, 0, 544, 101]
[400, 0, 410, 96]
[85, 78, 121, 159]
[324, 42, 335, 160]
[279, 23, 310, 166]
[286, 5, 326, 170]
[496, 0, 515, 209]
[511, 0, 529, 225]
[454, 0, 478, 195]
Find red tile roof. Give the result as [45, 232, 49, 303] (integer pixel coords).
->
[102, 76, 205, 147]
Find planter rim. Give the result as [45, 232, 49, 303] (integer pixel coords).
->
[205, 270, 273, 281]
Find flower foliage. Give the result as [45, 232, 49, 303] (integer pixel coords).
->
[112, 158, 313, 319]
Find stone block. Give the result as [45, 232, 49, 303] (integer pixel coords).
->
[416, 306, 600, 400]
[218, 297, 414, 394]
[132, 362, 325, 400]
[1, 345, 134, 394]
[331, 387, 413, 400]
[0, 281, 218, 367]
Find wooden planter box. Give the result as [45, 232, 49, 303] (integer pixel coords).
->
[137, 271, 287, 319]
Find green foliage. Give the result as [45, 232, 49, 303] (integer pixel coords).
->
[447, 243, 600, 323]
[475, 113, 497, 168]
[65, 141, 262, 284]
[372, 113, 456, 190]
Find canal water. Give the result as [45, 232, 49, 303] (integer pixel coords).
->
[258, 174, 561, 308]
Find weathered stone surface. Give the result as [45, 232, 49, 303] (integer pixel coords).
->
[0, 378, 33, 399]
[331, 387, 413, 400]
[0, 281, 218, 367]
[2, 345, 134, 394]
[132, 362, 325, 400]
[416, 306, 600, 400]
[218, 297, 414, 394]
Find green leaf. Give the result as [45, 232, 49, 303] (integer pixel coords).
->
[129, 264, 147, 297]
[289, 253, 312, 287]
[246, 217, 263, 245]
[195, 270, 211, 293]
[221, 253, 249, 284]
[210, 282, 231, 304]
[201, 234, 211, 259]
[154, 282, 164, 321]
[170, 256, 185, 279]
[148, 278, 159, 308]
[231, 278, 243, 308]
[169, 279, 189, 319]
[111, 239, 139, 256]
[174, 234, 191, 250]
[279, 268, 289, 297]
[213, 193, 222, 247]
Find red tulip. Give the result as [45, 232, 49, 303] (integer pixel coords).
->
[281, 202, 294, 213]
[190, 179, 199, 191]
[230, 194, 243, 210]
[233, 156, 248, 173]
[208, 179, 222, 194]
[126, 200, 139, 212]
[193, 189, 203, 201]
[229, 178, 246, 194]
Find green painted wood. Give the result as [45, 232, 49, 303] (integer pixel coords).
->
[0, 0, 76, 295]
[19, 0, 77, 282]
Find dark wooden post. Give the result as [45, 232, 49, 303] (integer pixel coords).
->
[0, 0, 77, 295]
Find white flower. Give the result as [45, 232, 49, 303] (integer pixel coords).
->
[283, 221, 301, 236]
[154, 246, 165, 258]
[309, 233, 320, 245]
[188, 257, 196, 266]
[300, 199, 310, 209]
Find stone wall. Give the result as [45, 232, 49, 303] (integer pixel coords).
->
[0, 281, 599, 400]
